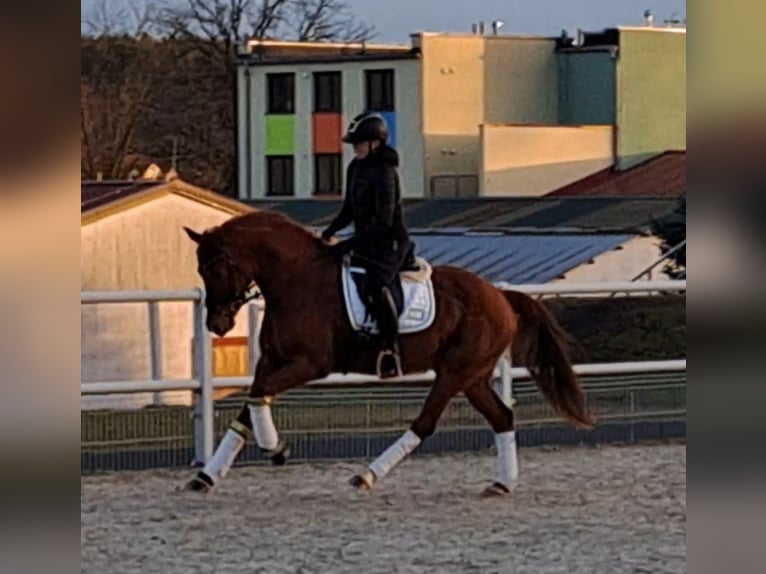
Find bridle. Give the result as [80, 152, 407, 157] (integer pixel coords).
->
[199, 251, 262, 309]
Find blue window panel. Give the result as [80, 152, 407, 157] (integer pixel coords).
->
[379, 111, 397, 148]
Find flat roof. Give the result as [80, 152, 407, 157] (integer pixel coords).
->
[616, 26, 686, 34]
[238, 52, 420, 66]
[244, 39, 412, 52]
[239, 38, 420, 65]
[415, 31, 557, 40]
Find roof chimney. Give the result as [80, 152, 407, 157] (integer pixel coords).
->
[644, 9, 654, 27]
[478, 21, 485, 35]
[471, 23, 478, 34]
[491, 20, 505, 35]
[141, 163, 163, 181]
[663, 13, 683, 27]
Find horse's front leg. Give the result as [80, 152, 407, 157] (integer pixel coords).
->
[246, 355, 327, 459]
[185, 355, 325, 493]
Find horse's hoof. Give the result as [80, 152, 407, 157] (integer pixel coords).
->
[184, 473, 213, 493]
[481, 482, 511, 498]
[269, 443, 290, 466]
[348, 474, 372, 490]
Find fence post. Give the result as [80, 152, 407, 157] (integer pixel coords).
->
[192, 291, 214, 465]
[499, 350, 513, 407]
[148, 301, 164, 407]
[493, 349, 519, 486]
[247, 301, 264, 374]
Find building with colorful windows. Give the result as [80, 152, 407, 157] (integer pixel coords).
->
[236, 39, 421, 199]
[236, 25, 685, 200]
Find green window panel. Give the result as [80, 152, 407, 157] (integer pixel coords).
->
[265, 114, 296, 155]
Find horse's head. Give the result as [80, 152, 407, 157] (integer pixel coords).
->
[185, 210, 330, 334]
[184, 226, 256, 337]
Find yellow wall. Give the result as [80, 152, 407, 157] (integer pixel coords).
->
[484, 37, 558, 124]
[420, 34, 485, 191]
[480, 124, 613, 196]
[419, 34, 559, 196]
[616, 28, 686, 168]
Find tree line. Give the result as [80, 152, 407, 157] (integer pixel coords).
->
[81, 0, 374, 196]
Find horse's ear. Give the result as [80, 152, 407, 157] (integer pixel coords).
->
[183, 226, 203, 244]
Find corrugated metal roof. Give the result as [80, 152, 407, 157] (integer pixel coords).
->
[81, 179, 253, 223]
[249, 197, 678, 234]
[332, 229, 634, 283]
[82, 181, 160, 212]
[548, 151, 686, 197]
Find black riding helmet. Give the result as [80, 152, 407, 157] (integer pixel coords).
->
[342, 111, 389, 144]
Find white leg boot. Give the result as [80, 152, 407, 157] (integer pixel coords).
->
[248, 398, 289, 465]
[482, 430, 519, 497]
[248, 400, 279, 451]
[186, 421, 249, 492]
[352, 430, 422, 488]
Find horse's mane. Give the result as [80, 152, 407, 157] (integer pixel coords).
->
[215, 209, 327, 251]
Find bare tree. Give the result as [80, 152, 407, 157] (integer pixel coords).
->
[81, 0, 160, 38]
[157, 0, 292, 60]
[290, 0, 375, 42]
[81, 1, 167, 180]
[80, 37, 159, 180]
[158, 0, 375, 57]
[80, 0, 375, 194]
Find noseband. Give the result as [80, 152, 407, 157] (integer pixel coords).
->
[200, 251, 262, 308]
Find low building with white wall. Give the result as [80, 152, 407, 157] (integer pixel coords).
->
[551, 235, 670, 283]
[81, 177, 257, 410]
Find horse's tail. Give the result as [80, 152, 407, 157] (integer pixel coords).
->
[500, 289, 596, 429]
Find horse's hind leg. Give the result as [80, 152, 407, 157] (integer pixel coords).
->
[350, 367, 478, 490]
[463, 381, 519, 497]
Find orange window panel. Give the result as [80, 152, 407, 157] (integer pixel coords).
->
[313, 113, 343, 154]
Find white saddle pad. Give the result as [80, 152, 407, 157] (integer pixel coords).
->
[341, 261, 436, 335]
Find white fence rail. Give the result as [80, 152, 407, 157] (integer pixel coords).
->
[81, 280, 687, 464]
[81, 360, 689, 396]
[496, 280, 686, 296]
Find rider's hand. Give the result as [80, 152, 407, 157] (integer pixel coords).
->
[320, 229, 333, 242]
[327, 238, 354, 258]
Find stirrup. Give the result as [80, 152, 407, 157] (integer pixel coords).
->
[376, 349, 403, 379]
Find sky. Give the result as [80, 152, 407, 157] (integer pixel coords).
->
[345, 0, 686, 43]
[81, 0, 686, 42]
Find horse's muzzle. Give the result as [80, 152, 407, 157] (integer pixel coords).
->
[207, 311, 235, 337]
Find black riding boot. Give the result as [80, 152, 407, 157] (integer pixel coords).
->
[373, 286, 403, 378]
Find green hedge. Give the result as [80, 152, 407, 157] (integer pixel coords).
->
[543, 295, 686, 363]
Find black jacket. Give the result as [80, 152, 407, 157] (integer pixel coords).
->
[323, 144, 411, 260]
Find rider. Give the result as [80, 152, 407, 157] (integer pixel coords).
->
[320, 111, 415, 379]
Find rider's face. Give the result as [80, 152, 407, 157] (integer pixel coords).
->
[352, 141, 379, 159]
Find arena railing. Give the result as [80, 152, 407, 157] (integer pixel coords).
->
[81, 280, 687, 464]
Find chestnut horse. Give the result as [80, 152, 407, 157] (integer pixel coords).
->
[182, 210, 594, 496]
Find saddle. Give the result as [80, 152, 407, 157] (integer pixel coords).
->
[340, 255, 436, 337]
[347, 248, 429, 318]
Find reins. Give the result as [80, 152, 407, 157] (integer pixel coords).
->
[200, 251, 262, 306]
